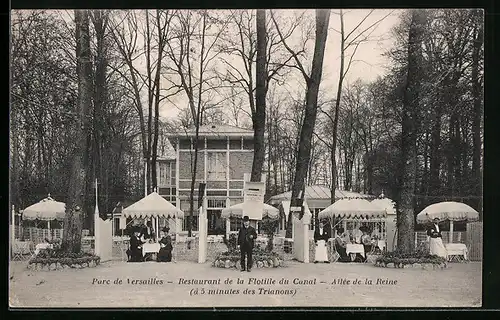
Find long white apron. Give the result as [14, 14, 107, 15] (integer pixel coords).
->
[315, 240, 328, 262]
[429, 237, 448, 259]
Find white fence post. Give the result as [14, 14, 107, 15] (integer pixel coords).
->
[302, 209, 311, 264]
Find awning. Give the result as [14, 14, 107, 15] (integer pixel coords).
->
[221, 202, 279, 219]
[122, 192, 184, 219]
[22, 196, 66, 221]
[318, 199, 386, 220]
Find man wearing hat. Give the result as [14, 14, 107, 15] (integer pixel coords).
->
[238, 215, 257, 272]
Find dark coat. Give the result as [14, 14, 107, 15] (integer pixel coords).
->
[427, 224, 443, 238]
[128, 235, 145, 262]
[314, 227, 330, 242]
[238, 225, 257, 248]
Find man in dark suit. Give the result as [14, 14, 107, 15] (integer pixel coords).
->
[238, 215, 257, 272]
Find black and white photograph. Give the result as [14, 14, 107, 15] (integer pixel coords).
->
[9, 8, 484, 308]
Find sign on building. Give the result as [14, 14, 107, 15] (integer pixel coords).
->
[243, 174, 266, 220]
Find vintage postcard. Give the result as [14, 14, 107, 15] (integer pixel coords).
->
[9, 8, 483, 308]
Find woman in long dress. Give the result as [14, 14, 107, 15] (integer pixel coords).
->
[157, 227, 173, 262]
[427, 218, 448, 259]
[128, 226, 145, 262]
[314, 221, 330, 263]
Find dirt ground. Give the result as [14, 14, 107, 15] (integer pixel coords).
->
[9, 260, 482, 308]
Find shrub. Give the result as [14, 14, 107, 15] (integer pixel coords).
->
[28, 248, 100, 266]
[222, 233, 238, 252]
[212, 247, 284, 268]
[376, 250, 446, 265]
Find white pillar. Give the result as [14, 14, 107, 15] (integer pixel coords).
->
[302, 208, 312, 264]
[449, 220, 454, 244]
[198, 197, 208, 263]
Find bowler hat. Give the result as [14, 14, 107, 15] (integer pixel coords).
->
[243, 216, 250, 221]
[162, 226, 170, 232]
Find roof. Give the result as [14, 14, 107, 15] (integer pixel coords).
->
[165, 124, 254, 138]
[268, 185, 374, 203]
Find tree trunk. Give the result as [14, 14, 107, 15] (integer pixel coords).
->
[285, 9, 330, 237]
[396, 9, 425, 254]
[61, 10, 92, 254]
[251, 9, 267, 183]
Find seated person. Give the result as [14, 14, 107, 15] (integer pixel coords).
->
[334, 228, 350, 262]
[157, 227, 173, 262]
[127, 226, 146, 262]
[360, 226, 373, 260]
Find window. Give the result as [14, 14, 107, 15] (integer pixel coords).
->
[158, 161, 176, 187]
[207, 152, 227, 181]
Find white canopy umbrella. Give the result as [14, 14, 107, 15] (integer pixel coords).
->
[416, 201, 479, 243]
[416, 201, 479, 223]
[122, 192, 184, 240]
[318, 198, 387, 220]
[23, 195, 66, 221]
[22, 195, 66, 240]
[221, 202, 279, 219]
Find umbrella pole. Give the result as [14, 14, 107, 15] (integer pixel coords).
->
[48, 220, 51, 240]
[449, 220, 454, 243]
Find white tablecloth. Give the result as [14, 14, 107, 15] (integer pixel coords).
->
[34, 243, 53, 255]
[142, 243, 161, 257]
[445, 243, 468, 260]
[346, 244, 365, 257]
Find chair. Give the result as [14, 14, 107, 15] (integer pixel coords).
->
[330, 240, 340, 263]
[12, 241, 34, 261]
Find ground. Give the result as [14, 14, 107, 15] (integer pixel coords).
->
[9, 260, 481, 308]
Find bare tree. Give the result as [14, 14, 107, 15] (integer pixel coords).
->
[272, 9, 331, 237]
[164, 10, 231, 236]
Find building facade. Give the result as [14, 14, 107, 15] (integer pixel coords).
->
[160, 124, 255, 235]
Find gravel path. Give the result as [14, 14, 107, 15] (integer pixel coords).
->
[9, 260, 482, 308]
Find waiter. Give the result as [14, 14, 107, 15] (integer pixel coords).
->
[238, 215, 257, 272]
[427, 217, 448, 259]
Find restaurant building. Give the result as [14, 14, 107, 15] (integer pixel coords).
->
[160, 124, 255, 235]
